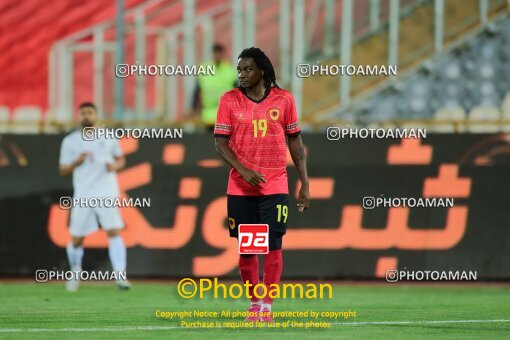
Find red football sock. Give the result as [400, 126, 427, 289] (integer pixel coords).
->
[239, 255, 259, 303]
[263, 249, 283, 304]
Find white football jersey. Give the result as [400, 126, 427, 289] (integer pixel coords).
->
[59, 129, 122, 198]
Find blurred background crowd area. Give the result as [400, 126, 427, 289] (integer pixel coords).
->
[0, 0, 509, 134]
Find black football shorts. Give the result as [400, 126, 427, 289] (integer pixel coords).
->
[227, 194, 289, 238]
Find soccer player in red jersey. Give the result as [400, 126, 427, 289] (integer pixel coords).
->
[214, 47, 310, 322]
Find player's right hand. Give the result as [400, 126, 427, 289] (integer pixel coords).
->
[74, 153, 87, 166]
[240, 168, 266, 186]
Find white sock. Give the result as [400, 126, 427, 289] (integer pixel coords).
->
[261, 303, 272, 311]
[66, 242, 83, 271]
[251, 300, 261, 307]
[108, 235, 127, 273]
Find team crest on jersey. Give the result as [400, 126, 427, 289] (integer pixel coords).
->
[268, 108, 280, 121]
[237, 112, 245, 121]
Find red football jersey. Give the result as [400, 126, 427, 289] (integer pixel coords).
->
[214, 87, 301, 196]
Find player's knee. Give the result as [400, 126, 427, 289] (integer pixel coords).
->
[72, 237, 84, 247]
[106, 229, 121, 237]
[269, 232, 283, 251]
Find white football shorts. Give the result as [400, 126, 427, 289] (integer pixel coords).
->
[69, 206, 124, 237]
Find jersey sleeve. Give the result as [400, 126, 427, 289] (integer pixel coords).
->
[112, 139, 123, 157]
[59, 138, 74, 166]
[284, 93, 301, 135]
[213, 95, 232, 137]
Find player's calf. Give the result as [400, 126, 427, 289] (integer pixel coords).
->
[239, 254, 260, 321]
[65, 238, 84, 292]
[106, 229, 131, 290]
[260, 241, 283, 322]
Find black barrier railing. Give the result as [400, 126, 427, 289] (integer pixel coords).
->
[0, 133, 509, 279]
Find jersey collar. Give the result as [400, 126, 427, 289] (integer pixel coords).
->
[240, 86, 271, 104]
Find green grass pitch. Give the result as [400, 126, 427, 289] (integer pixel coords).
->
[0, 282, 509, 339]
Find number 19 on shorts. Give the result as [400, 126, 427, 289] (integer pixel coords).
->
[276, 204, 288, 223]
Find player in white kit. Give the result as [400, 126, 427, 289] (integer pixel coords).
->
[59, 102, 130, 291]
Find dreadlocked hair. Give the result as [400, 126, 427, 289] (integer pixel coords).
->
[238, 47, 280, 88]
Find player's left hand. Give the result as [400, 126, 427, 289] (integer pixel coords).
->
[106, 163, 116, 172]
[297, 185, 310, 213]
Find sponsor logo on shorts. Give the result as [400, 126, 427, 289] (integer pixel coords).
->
[238, 224, 269, 254]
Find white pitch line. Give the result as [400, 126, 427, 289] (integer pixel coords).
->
[0, 326, 181, 333]
[331, 319, 510, 326]
[0, 319, 509, 333]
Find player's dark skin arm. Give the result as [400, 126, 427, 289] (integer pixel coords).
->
[59, 153, 87, 176]
[59, 154, 125, 175]
[192, 82, 201, 115]
[288, 134, 310, 213]
[215, 137, 266, 186]
[106, 156, 125, 172]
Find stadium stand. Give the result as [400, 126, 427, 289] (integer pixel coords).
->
[0, 0, 507, 132]
[343, 14, 510, 132]
[0, 0, 422, 131]
[11, 106, 42, 134]
[467, 104, 501, 133]
[432, 106, 466, 133]
[0, 0, 146, 112]
[0, 106, 10, 133]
